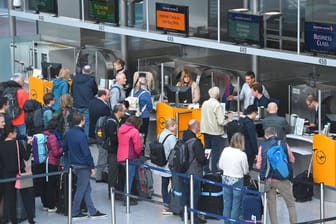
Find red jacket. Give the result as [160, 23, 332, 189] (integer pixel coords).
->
[43, 130, 63, 166]
[12, 88, 28, 126]
[117, 122, 142, 162]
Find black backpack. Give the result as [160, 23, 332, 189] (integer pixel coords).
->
[23, 99, 43, 135]
[168, 138, 197, 173]
[2, 85, 21, 119]
[149, 134, 173, 166]
[53, 107, 75, 139]
[226, 118, 247, 143]
[95, 116, 118, 150]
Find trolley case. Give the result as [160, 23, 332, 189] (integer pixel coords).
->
[132, 157, 154, 199]
[292, 152, 314, 202]
[169, 175, 186, 215]
[242, 191, 263, 222]
[198, 172, 223, 219]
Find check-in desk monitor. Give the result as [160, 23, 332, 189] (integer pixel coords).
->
[165, 85, 192, 107]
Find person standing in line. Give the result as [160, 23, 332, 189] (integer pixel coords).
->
[0, 124, 35, 224]
[110, 72, 127, 110]
[262, 102, 291, 141]
[251, 83, 270, 108]
[88, 89, 111, 182]
[155, 118, 177, 214]
[176, 69, 200, 104]
[218, 132, 249, 224]
[113, 58, 133, 96]
[71, 65, 98, 138]
[200, 86, 228, 172]
[117, 115, 143, 206]
[9, 73, 29, 136]
[42, 93, 55, 129]
[256, 127, 297, 224]
[41, 119, 63, 212]
[227, 71, 270, 110]
[181, 119, 207, 224]
[240, 105, 259, 169]
[63, 111, 106, 219]
[105, 103, 126, 199]
[51, 68, 71, 111]
[0, 96, 11, 126]
[130, 77, 153, 146]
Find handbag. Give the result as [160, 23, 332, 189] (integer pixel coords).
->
[15, 141, 33, 189]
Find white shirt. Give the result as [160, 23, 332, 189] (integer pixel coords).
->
[218, 146, 249, 178]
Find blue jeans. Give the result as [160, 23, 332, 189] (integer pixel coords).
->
[204, 134, 224, 172]
[77, 108, 89, 138]
[161, 176, 171, 205]
[123, 163, 136, 202]
[72, 166, 97, 216]
[223, 177, 243, 224]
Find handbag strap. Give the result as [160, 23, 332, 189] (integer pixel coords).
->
[16, 140, 21, 175]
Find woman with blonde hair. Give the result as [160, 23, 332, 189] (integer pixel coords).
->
[218, 132, 249, 224]
[176, 69, 200, 103]
[52, 68, 71, 110]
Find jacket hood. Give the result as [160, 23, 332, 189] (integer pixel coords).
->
[119, 122, 136, 134]
[182, 129, 196, 141]
[5, 80, 21, 88]
[53, 78, 66, 87]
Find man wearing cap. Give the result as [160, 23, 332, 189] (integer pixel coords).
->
[240, 105, 258, 169]
[72, 65, 98, 138]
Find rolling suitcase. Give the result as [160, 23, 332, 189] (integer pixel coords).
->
[169, 175, 186, 215]
[242, 191, 263, 222]
[292, 153, 314, 202]
[198, 172, 223, 219]
[132, 158, 154, 199]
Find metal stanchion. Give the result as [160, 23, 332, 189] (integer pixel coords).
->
[190, 175, 194, 224]
[126, 159, 130, 214]
[68, 167, 72, 224]
[320, 183, 325, 224]
[263, 192, 267, 224]
[184, 205, 188, 224]
[110, 187, 116, 224]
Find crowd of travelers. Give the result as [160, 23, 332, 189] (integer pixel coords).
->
[0, 63, 315, 224]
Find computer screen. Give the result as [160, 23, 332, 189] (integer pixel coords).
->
[41, 62, 62, 80]
[28, 0, 58, 14]
[165, 85, 192, 105]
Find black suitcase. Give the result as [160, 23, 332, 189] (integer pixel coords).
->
[169, 175, 186, 215]
[198, 172, 223, 219]
[292, 152, 314, 202]
[242, 191, 263, 222]
[292, 170, 314, 202]
[132, 158, 154, 199]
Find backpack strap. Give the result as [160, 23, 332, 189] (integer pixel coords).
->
[138, 89, 150, 112]
[159, 133, 172, 144]
[111, 85, 121, 99]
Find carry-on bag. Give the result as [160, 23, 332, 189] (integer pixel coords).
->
[132, 158, 154, 199]
[198, 172, 223, 219]
[292, 152, 314, 202]
[169, 175, 186, 215]
[242, 191, 263, 222]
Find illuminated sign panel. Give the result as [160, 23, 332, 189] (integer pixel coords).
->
[28, 0, 57, 14]
[88, 0, 119, 24]
[305, 21, 336, 54]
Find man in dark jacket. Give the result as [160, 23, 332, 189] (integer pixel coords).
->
[63, 111, 106, 219]
[241, 105, 258, 169]
[181, 119, 207, 224]
[263, 102, 290, 141]
[88, 89, 111, 182]
[71, 65, 98, 138]
[105, 103, 126, 199]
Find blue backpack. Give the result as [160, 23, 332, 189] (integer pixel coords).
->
[266, 140, 291, 179]
[32, 133, 48, 164]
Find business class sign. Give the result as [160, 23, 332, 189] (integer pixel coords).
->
[305, 21, 336, 54]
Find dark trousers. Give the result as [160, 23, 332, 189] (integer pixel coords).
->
[140, 117, 149, 145]
[41, 164, 59, 209]
[108, 153, 124, 192]
[4, 173, 34, 224]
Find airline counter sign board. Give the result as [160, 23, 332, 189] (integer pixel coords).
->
[305, 21, 336, 54]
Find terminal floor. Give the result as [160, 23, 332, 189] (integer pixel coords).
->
[23, 144, 336, 224]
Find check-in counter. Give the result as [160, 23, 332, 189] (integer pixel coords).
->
[286, 134, 313, 177]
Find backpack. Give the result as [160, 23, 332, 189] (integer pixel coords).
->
[226, 118, 246, 143]
[53, 108, 75, 139]
[95, 115, 118, 149]
[2, 86, 21, 119]
[23, 99, 43, 135]
[149, 134, 173, 166]
[32, 133, 48, 164]
[266, 140, 292, 179]
[168, 138, 197, 173]
[125, 89, 148, 117]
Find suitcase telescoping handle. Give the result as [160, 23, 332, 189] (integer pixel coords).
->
[308, 149, 316, 178]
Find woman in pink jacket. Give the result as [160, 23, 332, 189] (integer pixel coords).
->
[117, 115, 143, 205]
[42, 118, 64, 212]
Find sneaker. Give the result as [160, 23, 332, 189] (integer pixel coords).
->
[42, 206, 48, 211]
[72, 213, 88, 219]
[48, 207, 57, 213]
[90, 211, 107, 219]
[161, 208, 173, 215]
